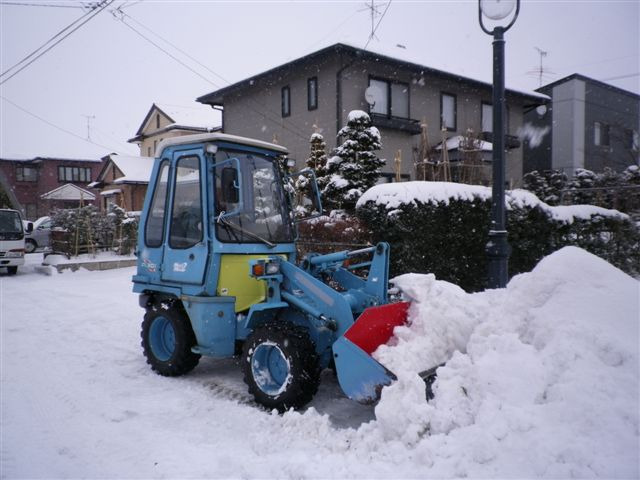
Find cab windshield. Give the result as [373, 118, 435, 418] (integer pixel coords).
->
[215, 150, 294, 244]
[0, 210, 24, 240]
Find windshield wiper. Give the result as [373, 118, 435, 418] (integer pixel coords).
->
[216, 213, 275, 248]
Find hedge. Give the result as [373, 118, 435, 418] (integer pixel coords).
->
[356, 182, 640, 292]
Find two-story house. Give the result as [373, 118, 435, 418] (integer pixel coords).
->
[0, 156, 102, 220]
[197, 42, 546, 186]
[524, 73, 640, 175]
[128, 103, 221, 157]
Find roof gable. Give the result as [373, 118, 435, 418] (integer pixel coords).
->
[96, 154, 155, 184]
[41, 183, 96, 201]
[134, 103, 219, 138]
[134, 103, 173, 137]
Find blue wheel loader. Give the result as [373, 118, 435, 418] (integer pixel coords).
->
[133, 133, 425, 412]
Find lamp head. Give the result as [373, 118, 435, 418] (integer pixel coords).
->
[480, 0, 516, 20]
[478, 0, 520, 34]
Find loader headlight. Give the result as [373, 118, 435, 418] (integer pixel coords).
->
[251, 260, 280, 277]
[265, 261, 280, 275]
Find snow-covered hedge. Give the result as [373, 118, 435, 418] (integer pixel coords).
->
[50, 205, 138, 257]
[356, 182, 640, 291]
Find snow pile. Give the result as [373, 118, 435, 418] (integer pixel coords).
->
[357, 181, 629, 223]
[369, 247, 639, 477]
[2, 250, 638, 478]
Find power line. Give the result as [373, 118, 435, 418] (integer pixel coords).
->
[114, 11, 222, 89]
[113, 8, 312, 142]
[117, 9, 228, 86]
[0, 1, 86, 7]
[1, 4, 98, 78]
[363, 0, 392, 51]
[1, 95, 130, 155]
[600, 72, 639, 82]
[0, 0, 114, 85]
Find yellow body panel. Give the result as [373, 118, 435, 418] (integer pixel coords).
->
[217, 254, 284, 313]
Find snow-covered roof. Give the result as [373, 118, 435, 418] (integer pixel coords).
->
[100, 188, 122, 196]
[435, 135, 492, 152]
[198, 43, 549, 106]
[356, 181, 629, 224]
[107, 155, 155, 184]
[0, 155, 102, 163]
[155, 103, 218, 129]
[40, 183, 96, 201]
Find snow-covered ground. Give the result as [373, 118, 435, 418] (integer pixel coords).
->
[1, 248, 638, 478]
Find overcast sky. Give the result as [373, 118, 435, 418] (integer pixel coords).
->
[1, 0, 638, 159]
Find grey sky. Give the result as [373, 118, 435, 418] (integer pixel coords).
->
[1, 0, 638, 159]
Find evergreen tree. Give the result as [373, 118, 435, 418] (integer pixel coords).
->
[317, 110, 384, 212]
[295, 133, 327, 215]
[568, 168, 598, 204]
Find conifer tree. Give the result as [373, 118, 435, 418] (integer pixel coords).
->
[317, 110, 384, 212]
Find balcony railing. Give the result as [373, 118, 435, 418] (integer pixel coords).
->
[370, 113, 422, 135]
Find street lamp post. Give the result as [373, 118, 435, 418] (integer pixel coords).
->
[479, 0, 520, 289]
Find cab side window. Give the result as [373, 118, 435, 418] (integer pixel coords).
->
[169, 156, 202, 249]
[144, 161, 169, 247]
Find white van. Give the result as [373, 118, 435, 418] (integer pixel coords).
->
[0, 209, 32, 275]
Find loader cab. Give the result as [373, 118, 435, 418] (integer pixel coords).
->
[133, 133, 302, 302]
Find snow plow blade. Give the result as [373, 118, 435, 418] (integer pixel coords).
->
[333, 302, 409, 404]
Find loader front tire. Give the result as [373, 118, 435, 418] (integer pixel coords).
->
[242, 323, 320, 413]
[141, 306, 200, 377]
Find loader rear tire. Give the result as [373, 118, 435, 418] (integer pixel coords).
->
[141, 306, 200, 377]
[242, 322, 320, 413]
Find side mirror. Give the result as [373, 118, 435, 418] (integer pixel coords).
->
[221, 166, 239, 204]
[25, 222, 33, 234]
[213, 156, 244, 218]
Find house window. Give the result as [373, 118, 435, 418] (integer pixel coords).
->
[147, 146, 152, 156]
[16, 165, 37, 182]
[481, 102, 492, 132]
[441, 93, 457, 131]
[307, 77, 318, 110]
[368, 77, 409, 119]
[594, 122, 610, 146]
[156, 114, 160, 129]
[281, 86, 291, 117]
[481, 102, 510, 134]
[58, 166, 91, 182]
[625, 129, 639, 151]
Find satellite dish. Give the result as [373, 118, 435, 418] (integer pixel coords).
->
[536, 105, 548, 116]
[480, 0, 516, 20]
[364, 87, 377, 106]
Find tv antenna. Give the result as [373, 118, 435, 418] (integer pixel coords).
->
[82, 114, 96, 140]
[527, 47, 554, 87]
[360, 1, 384, 43]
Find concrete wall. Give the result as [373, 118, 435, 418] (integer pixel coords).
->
[222, 56, 340, 168]
[583, 82, 640, 172]
[524, 76, 639, 176]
